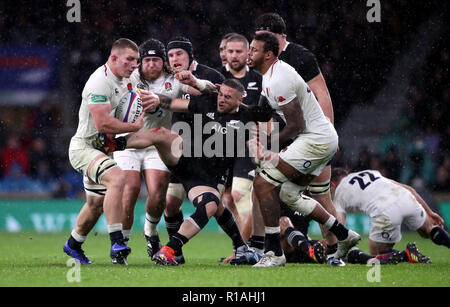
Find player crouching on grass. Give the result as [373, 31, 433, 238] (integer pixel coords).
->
[93, 78, 273, 265]
[331, 168, 450, 264]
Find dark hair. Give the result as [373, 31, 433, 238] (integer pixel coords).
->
[253, 32, 279, 56]
[222, 78, 245, 96]
[255, 13, 286, 34]
[111, 38, 139, 52]
[167, 36, 194, 65]
[331, 167, 349, 183]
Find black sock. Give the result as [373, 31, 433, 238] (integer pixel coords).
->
[347, 248, 374, 264]
[109, 230, 124, 245]
[216, 208, 246, 250]
[329, 220, 349, 241]
[166, 232, 189, 254]
[430, 226, 450, 248]
[165, 211, 184, 238]
[68, 235, 83, 250]
[285, 227, 308, 248]
[326, 243, 337, 256]
[265, 232, 283, 256]
[249, 235, 265, 250]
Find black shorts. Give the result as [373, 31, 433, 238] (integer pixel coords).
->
[168, 156, 221, 193]
[280, 202, 312, 236]
[233, 156, 256, 180]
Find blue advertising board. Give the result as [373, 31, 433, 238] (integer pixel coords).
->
[0, 45, 59, 105]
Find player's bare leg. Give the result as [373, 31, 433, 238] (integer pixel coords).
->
[121, 170, 141, 238]
[125, 127, 182, 167]
[142, 169, 170, 257]
[74, 195, 104, 236]
[307, 165, 339, 247]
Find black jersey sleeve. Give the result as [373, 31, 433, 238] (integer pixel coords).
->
[240, 103, 273, 122]
[188, 95, 217, 113]
[280, 43, 321, 83]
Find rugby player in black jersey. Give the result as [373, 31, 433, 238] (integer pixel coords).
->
[219, 34, 263, 249]
[161, 36, 226, 264]
[255, 13, 342, 265]
[95, 78, 272, 265]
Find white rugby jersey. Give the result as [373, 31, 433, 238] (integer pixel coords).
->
[261, 59, 335, 142]
[70, 63, 134, 150]
[333, 170, 411, 217]
[130, 69, 188, 130]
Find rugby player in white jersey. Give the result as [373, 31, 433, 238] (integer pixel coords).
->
[247, 32, 360, 267]
[331, 168, 449, 263]
[114, 38, 214, 260]
[64, 38, 145, 265]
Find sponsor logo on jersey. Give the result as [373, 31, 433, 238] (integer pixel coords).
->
[247, 82, 258, 90]
[147, 50, 156, 55]
[227, 120, 241, 129]
[90, 94, 107, 103]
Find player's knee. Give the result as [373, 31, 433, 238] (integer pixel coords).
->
[279, 181, 305, 204]
[189, 192, 220, 229]
[279, 216, 292, 235]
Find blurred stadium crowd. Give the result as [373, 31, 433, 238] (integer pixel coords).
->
[0, 0, 448, 198]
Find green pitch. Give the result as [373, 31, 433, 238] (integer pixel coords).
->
[0, 231, 448, 287]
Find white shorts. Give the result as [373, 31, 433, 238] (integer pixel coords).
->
[259, 135, 338, 186]
[369, 192, 427, 244]
[279, 135, 338, 176]
[114, 146, 169, 172]
[69, 147, 118, 184]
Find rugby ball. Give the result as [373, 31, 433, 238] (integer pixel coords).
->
[115, 90, 143, 123]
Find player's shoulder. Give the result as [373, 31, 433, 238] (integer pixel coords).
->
[271, 59, 301, 82]
[247, 67, 263, 81]
[282, 42, 317, 62]
[83, 64, 113, 94]
[195, 63, 225, 82]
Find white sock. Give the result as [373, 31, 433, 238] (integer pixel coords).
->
[107, 223, 123, 233]
[71, 230, 86, 243]
[144, 213, 160, 237]
[122, 229, 131, 241]
[265, 226, 281, 234]
[323, 215, 336, 230]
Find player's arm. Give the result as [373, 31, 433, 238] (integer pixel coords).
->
[307, 73, 334, 125]
[391, 180, 444, 227]
[276, 97, 305, 145]
[176, 70, 218, 95]
[89, 103, 143, 134]
[154, 93, 191, 112]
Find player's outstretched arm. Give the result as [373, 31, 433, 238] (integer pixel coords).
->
[156, 93, 191, 112]
[176, 70, 218, 95]
[392, 180, 444, 227]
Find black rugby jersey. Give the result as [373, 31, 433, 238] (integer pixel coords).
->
[184, 98, 272, 176]
[220, 65, 263, 106]
[171, 62, 225, 126]
[279, 42, 321, 83]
